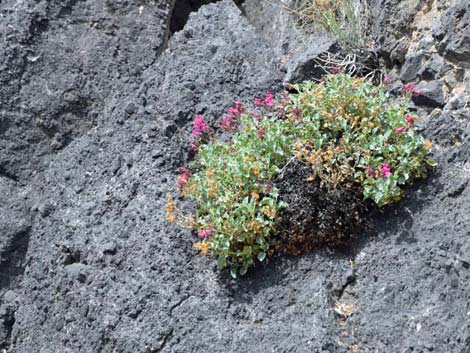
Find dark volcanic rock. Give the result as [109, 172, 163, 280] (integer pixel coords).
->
[400, 52, 425, 82]
[284, 37, 339, 83]
[5, 1, 338, 352]
[434, 0, 470, 65]
[0, 0, 173, 181]
[413, 80, 446, 108]
[369, 0, 420, 66]
[1, 0, 469, 352]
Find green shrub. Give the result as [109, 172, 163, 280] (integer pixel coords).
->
[166, 73, 433, 277]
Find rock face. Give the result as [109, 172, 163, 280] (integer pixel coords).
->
[0, 0, 469, 352]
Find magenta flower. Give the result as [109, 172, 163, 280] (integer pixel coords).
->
[220, 116, 233, 131]
[177, 168, 191, 191]
[199, 229, 214, 238]
[406, 114, 414, 124]
[395, 126, 407, 134]
[257, 128, 265, 139]
[232, 100, 243, 111]
[227, 107, 240, 118]
[382, 163, 391, 177]
[383, 75, 390, 85]
[192, 115, 210, 139]
[402, 83, 423, 96]
[220, 101, 244, 131]
[292, 107, 302, 119]
[331, 66, 341, 74]
[254, 97, 265, 107]
[402, 83, 416, 95]
[265, 92, 274, 108]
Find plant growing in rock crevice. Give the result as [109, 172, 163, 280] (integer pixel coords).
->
[166, 73, 433, 277]
[287, 0, 370, 52]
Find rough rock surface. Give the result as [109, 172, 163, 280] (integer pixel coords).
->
[1, 0, 469, 352]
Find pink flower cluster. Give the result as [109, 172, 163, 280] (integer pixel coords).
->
[191, 115, 211, 150]
[198, 224, 215, 238]
[331, 66, 341, 74]
[395, 126, 407, 134]
[192, 115, 210, 139]
[291, 107, 302, 119]
[220, 100, 244, 131]
[383, 75, 390, 85]
[395, 114, 415, 134]
[382, 163, 391, 177]
[402, 83, 423, 95]
[365, 163, 391, 178]
[254, 92, 275, 108]
[199, 229, 214, 238]
[177, 167, 191, 191]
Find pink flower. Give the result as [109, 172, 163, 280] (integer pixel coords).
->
[331, 66, 341, 74]
[292, 107, 302, 119]
[219, 101, 245, 131]
[227, 107, 240, 117]
[402, 83, 416, 95]
[265, 92, 274, 108]
[402, 83, 423, 96]
[406, 114, 414, 124]
[383, 75, 390, 85]
[395, 126, 407, 134]
[199, 229, 214, 238]
[381, 163, 391, 177]
[177, 168, 191, 191]
[232, 100, 243, 111]
[257, 128, 265, 138]
[254, 97, 265, 106]
[219, 116, 233, 131]
[365, 166, 376, 178]
[192, 115, 210, 139]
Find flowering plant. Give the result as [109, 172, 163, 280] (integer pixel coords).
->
[289, 75, 434, 205]
[167, 74, 434, 276]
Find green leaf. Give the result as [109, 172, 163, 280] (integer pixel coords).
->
[258, 252, 266, 262]
[230, 268, 237, 279]
[217, 256, 227, 269]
